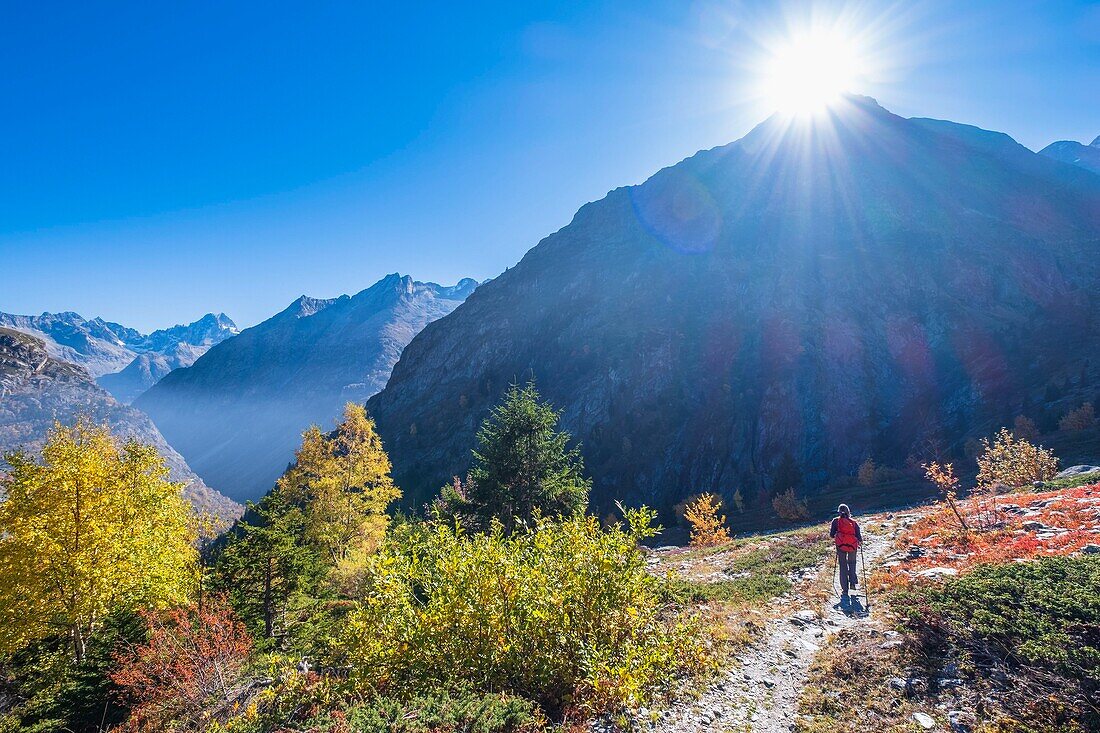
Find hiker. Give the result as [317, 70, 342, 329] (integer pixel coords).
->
[830, 503, 862, 599]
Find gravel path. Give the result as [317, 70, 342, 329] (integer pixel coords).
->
[633, 520, 898, 733]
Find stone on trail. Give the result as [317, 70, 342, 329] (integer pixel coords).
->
[913, 711, 936, 729]
[916, 567, 958, 578]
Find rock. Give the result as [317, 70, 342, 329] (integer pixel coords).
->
[790, 609, 818, 626]
[1082, 544, 1100, 554]
[913, 711, 936, 729]
[1021, 520, 1051, 531]
[1055, 465, 1100, 478]
[888, 677, 908, 691]
[916, 567, 958, 578]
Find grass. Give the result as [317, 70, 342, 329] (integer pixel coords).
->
[660, 529, 829, 607]
[1036, 470, 1100, 491]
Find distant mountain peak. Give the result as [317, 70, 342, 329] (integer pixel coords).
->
[1091, 134, 1100, 148]
[136, 272, 478, 501]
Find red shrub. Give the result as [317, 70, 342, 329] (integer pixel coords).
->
[112, 595, 253, 732]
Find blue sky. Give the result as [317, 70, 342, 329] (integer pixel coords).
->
[3, 1, 1098, 331]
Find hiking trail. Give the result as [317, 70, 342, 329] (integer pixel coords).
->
[610, 515, 906, 733]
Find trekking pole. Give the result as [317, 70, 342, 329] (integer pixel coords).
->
[859, 544, 871, 612]
[831, 549, 839, 598]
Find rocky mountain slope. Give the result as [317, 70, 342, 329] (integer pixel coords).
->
[0, 327, 240, 522]
[0, 310, 238, 401]
[97, 313, 239, 402]
[136, 274, 477, 501]
[1040, 134, 1100, 176]
[365, 96, 1100, 518]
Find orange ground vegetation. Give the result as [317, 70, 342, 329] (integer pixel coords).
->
[879, 483, 1100, 587]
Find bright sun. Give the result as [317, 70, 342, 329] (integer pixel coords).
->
[762, 28, 861, 115]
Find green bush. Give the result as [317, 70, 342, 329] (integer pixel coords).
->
[342, 509, 710, 714]
[303, 691, 546, 732]
[916, 556, 1100, 678]
[0, 612, 143, 733]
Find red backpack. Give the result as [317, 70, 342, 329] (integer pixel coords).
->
[835, 516, 859, 552]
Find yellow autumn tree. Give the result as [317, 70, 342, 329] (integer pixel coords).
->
[684, 493, 731, 547]
[0, 419, 197, 661]
[277, 403, 401, 580]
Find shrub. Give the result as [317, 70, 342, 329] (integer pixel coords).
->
[896, 557, 1100, 731]
[922, 462, 968, 531]
[771, 487, 810, 523]
[342, 509, 710, 714]
[975, 427, 1058, 489]
[0, 612, 144, 733]
[857, 457, 876, 486]
[111, 596, 253, 732]
[299, 692, 546, 733]
[1059, 402, 1096, 432]
[684, 493, 731, 546]
[1013, 414, 1040, 442]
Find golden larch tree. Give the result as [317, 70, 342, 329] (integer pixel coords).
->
[277, 403, 401, 578]
[0, 419, 197, 661]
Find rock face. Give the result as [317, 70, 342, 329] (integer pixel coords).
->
[0, 310, 238, 401]
[98, 314, 240, 403]
[1039, 135, 1100, 176]
[0, 327, 241, 523]
[365, 96, 1100, 518]
[136, 274, 477, 501]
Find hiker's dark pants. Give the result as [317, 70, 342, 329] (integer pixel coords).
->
[837, 549, 858, 593]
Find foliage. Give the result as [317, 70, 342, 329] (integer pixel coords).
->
[975, 427, 1058, 489]
[894, 557, 1100, 731]
[279, 691, 546, 733]
[857, 457, 876, 487]
[213, 490, 327, 642]
[111, 596, 253, 732]
[1013, 414, 1040, 442]
[434, 383, 590, 533]
[771, 487, 810, 522]
[883, 484, 1100, 583]
[684, 493, 732, 546]
[1059, 402, 1096, 432]
[922, 461, 968, 531]
[1043, 470, 1100, 491]
[342, 508, 710, 714]
[0, 612, 144, 733]
[0, 419, 197, 662]
[277, 403, 401, 581]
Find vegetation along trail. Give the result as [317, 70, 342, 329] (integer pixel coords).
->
[636, 515, 902, 733]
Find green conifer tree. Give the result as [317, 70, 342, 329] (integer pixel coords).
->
[437, 382, 591, 532]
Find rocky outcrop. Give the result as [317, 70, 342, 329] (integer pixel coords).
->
[136, 275, 477, 501]
[365, 96, 1100, 519]
[0, 327, 241, 523]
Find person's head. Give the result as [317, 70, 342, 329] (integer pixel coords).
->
[837, 503, 851, 517]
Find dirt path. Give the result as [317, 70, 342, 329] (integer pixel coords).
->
[643, 518, 901, 733]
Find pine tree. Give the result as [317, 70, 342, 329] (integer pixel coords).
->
[213, 491, 325, 640]
[437, 383, 591, 533]
[0, 419, 197, 661]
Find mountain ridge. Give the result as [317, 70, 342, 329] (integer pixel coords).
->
[0, 327, 241, 522]
[364, 97, 1100, 519]
[136, 274, 478, 501]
